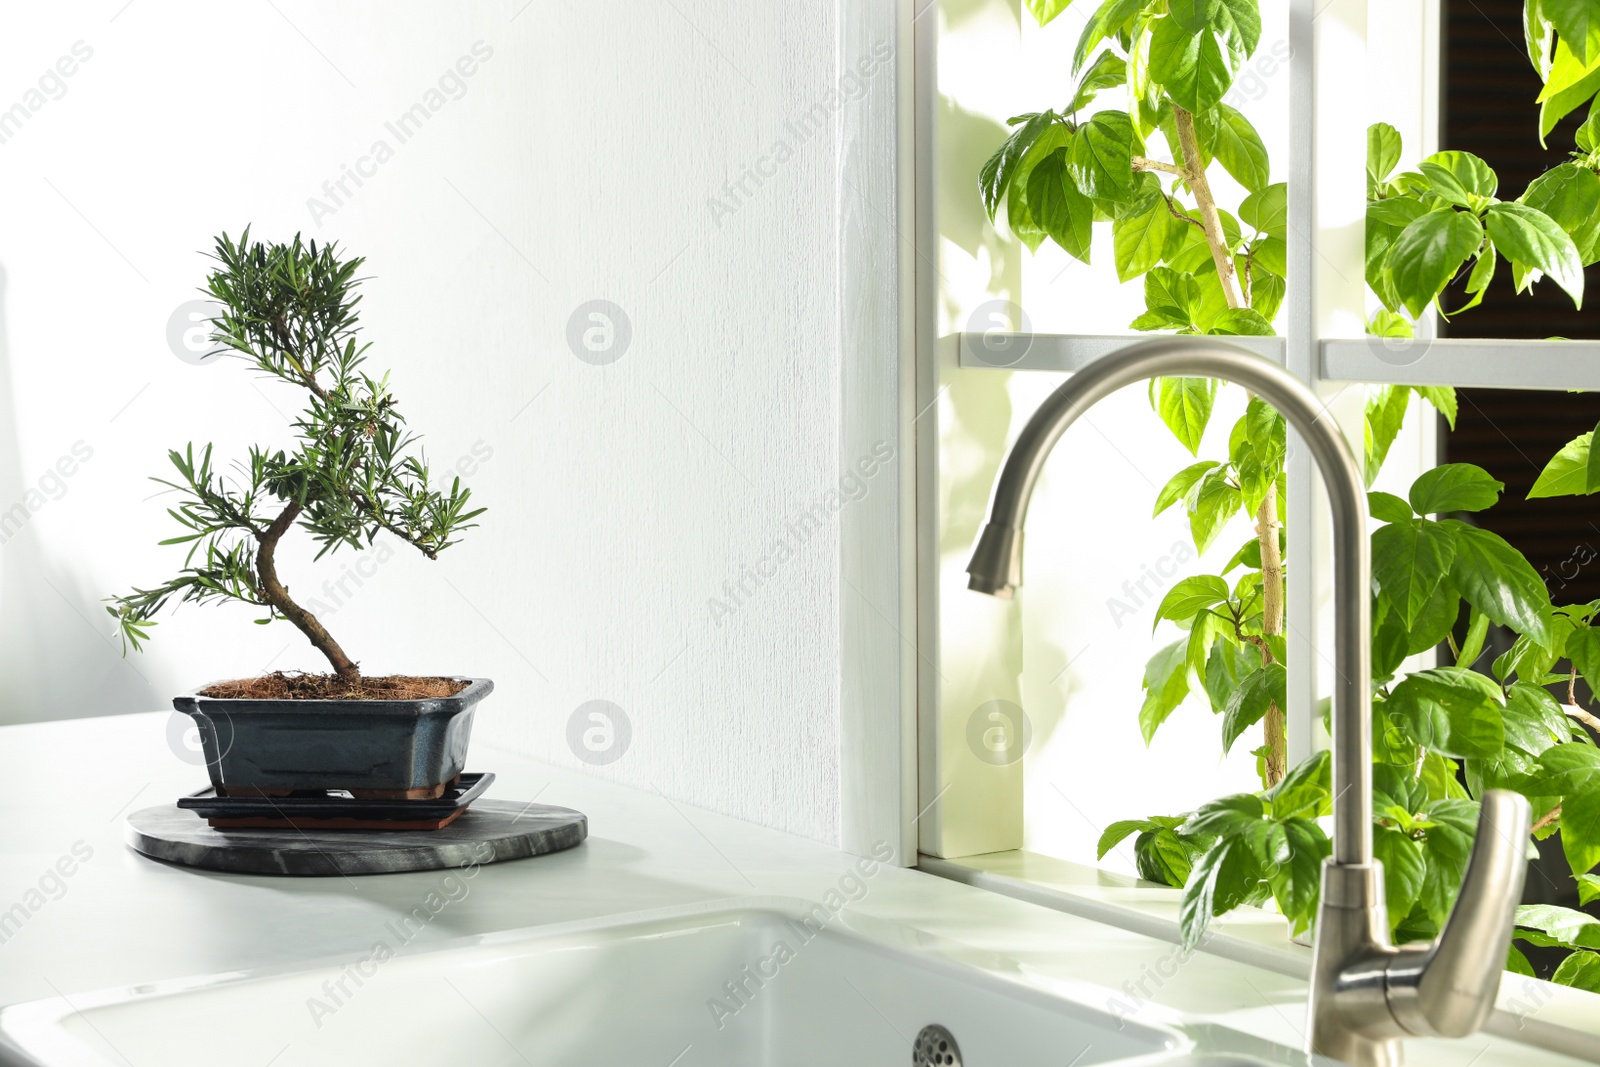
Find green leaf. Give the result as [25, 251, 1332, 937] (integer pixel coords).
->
[979, 112, 1056, 221]
[1005, 123, 1072, 252]
[1408, 463, 1504, 515]
[1179, 838, 1232, 950]
[1028, 147, 1096, 263]
[1114, 197, 1181, 282]
[1212, 0, 1263, 56]
[1368, 491, 1414, 525]
[1249, 269, 1286, 323]
[1385, 667, 1506, 758]
[1190, 465, 1242, 553]
[1374, 825, 1426, 934]
[1168, 0, 1218, 31]
[1154, 575, 1232, 629]
[1221, 664, 1286, 754]
[1250, 235, 1287, 278]
[1027, 0, 1078, 28]
[1135, 826, 1201, 887]
[1240, 182, 1287, 237]
[1069, 109, 1139, 203]
[1204, 103, 1269, 192]
[1443, 521, 1553, 647]
[1387, 208, 1486, 319]
[1523, 744, 1600, 796]
[1420, 751, 1470, 802]
[1365, 386, 1411, 487]
[1367, 122, 1403, 186]
[1373, 518, 1458, 630]
[1508, 944, 1537, 976]
[1503, 680, 1572, 755]
[1579, 873, 1600, 906]
[1140, 639, 1193, 743]
[1156, 376, 1218, 454]
[1414, 385, 1458, 429]
[1072, 0, 1148, 72]
[1373, 609, 1411, 682]
[1455, 606, 1490, 668]
[1182, 792, 1265, 837]
[1419, 151, 1498, 205]
[1154, 459, 1219, 516]
[1516, 903, 1600, 949]
[1269, 750, 1332, 820]
[1486, 201, 1585, 308]
[1545, 0, 1600, 64]
[1368, 196, 1430, 228]
[1203, 638, 1253, 713]
[1563, 787, 1600, 875]
[1142, 266, 1204, 331]
[1420, 799, 1479, 929]
[1209, 307, 1275, 336]
[1149, 14, 1248, 114]
[1069, 48, 1128, 112]
[1552, 950, 1600, 992]
[1098, 818, 1157, 858]
[1529, 431, 1594, 498]
[1521, 162, 1600, 265]
[1408, 578, 1461, 656]
[1267, 818, 1329, 935]
[1537, 39, 1600, 142]
[1568, 624, 1600, 694]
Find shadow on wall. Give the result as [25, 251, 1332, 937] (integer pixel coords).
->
[936, 90, 1074, 764]
[0, 264, 159, 725]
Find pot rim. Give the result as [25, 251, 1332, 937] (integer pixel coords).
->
[173, 676, 493, 714]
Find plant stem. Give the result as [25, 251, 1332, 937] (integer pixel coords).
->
[1564, 700, 1600, 735]
[1132, 155, 1186, 178]
[1171, 103, 1284, 782]
[1532, 804, 1562, 834]
[255, 501, 360, 681]
[1172, 105, 1245, 310]
[1257, 492, 1287, 785]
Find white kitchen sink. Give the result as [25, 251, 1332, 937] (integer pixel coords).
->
[0, 899, 1272, 1067]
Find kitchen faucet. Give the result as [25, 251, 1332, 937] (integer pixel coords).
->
[965, 337, 1532, 1067]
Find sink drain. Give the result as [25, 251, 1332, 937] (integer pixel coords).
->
[913, 1024, 961, 1067]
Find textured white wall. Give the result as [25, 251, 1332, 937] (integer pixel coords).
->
[0, 1, 854, 843]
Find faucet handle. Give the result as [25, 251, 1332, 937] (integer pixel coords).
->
[1387, 789, 1532, 1038]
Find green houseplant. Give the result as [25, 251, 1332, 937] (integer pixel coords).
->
[110, 230, 490, 800]
[980, 0, 1600, 991]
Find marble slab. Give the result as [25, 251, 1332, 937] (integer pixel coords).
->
[124, 799, 586, 876]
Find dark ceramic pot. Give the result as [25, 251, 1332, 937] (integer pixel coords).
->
[173, 678, 492, 799]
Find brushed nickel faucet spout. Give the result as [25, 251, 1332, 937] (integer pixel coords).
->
[966, 337, 1530, 1067]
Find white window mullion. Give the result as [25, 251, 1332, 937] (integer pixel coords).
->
[1285, 0, 1370, 766]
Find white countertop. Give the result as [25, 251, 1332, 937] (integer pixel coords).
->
[0, 712, 1593, 1066]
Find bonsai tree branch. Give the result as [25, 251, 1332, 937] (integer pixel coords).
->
[254, 500, 360, 681]
[111, 232, 485, 680]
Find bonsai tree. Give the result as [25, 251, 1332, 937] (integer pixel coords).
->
[109, 230, 484, 688]
[983, 0, 1600, 990]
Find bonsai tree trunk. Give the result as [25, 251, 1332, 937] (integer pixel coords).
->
[1173, 104, 1288, 786]
[256, 502, 360, 681]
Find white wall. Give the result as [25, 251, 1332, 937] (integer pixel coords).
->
[0, 0, 867, 844]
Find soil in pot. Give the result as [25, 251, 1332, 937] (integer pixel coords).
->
[200, 671, 469, 701]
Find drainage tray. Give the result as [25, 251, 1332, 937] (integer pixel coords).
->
[177, 772, 494, 830]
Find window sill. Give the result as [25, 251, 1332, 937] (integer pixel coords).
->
[920, 849, 1600, 1065]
